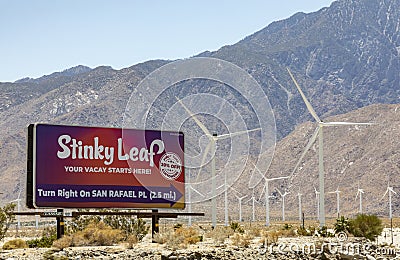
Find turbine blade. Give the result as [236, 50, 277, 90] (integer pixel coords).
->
[216, 184, 224, 190]
[287, 68, 321, 123]
[190, 186, 205, 197]
[276, 188, 283, 196]
[195, 142, 212, 182]
[258, 184, 266, 201]
[381, 189, 389, 200]
[268, 176, 290, 181]
[175, 97, 212, 138]
[291, 127, 319, 175]
[250, 161, 266, 180]
[216, 127, 261, 140]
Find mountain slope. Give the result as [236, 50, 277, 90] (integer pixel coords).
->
[0, 0, 399, 219]
[205, 0, 400, 138]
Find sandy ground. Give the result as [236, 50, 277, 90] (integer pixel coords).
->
[0, 227, 400, 259]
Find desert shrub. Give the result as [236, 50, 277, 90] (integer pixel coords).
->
[2, 238, 28, 250]
[128, 218, 149, 241]
[259, 229, 280, 245]
[53, 221, 124, 249]
[125, 234, 139, 249]
[231, 233, 251, 247]
[152, 232, 168, 244]
[246, 225, 261, 237]
[66, 209, 101, 233]
[79, 221, 124, 246]
[280, 224, 296, 237]
[0, 203, 16, 241]
[317, 226, 334, 237]
[99, 210, 149, 241]
[297, 226, 310, 236]
[308, 225, 317, 235]
[52, 235, 73, 250]
[334, 216, 350, 234]
[67, 210, 149, 242]
[230, 222, 244, 233]
[283, 223, 292, 230]
[153, 226, 201, 249]
[173, 223, 183, 230]
[26, 227, 57, 248]
[206, 226, 233, 244]
[348, 214, 383, 241]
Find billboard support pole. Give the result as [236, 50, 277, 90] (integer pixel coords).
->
[56, 209, 64, 239]
[151, 209, 159, 242]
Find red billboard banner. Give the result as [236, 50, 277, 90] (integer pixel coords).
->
[27, 124, 185, 209]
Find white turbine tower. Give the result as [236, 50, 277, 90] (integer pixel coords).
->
[356, 186, 364, 214]
[314, 187, 320, 220]
[10, 190, 22, 230]
[382, 185, 397, 219]
[287, 68, 373, 227]
[297, 192, 303, 221]
[328, 187, 341, 217]
[187, 177, 205, 226]
[252, 163, 289, 226]
[245, 188, 258, 222]
[276, 188, 289, 222]
[176, 97, 260, 227]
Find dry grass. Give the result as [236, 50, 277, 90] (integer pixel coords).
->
[258, 229, 280, 245]
[206, 226, 234, 245]
[52, 221, 123, 249]
[2, 238, 28, 250]
[153, 226, 201, 250]
[125, 234, 139, 249]
[230, 233, 252, 247]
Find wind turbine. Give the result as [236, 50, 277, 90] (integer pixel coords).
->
[253, 163, 289, 226]
[287, 68, 374, 227]
[231, 187, 247, 222]
[328, 187, 341, 217]
[245, 188, 259, 222]
[276, 188, 289, 222]
[382, 185, 397, 219]
[356, 186, 364, 214]
[176, 97, 260, 227]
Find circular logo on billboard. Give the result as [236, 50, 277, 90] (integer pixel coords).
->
[159, 152, 182, 180]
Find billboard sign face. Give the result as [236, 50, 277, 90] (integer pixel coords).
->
[27, 124, 184, 209]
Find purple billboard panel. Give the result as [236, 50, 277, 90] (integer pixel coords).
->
[27, 124, 185, 209]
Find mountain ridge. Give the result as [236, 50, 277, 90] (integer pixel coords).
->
[0, 0, 399, 219]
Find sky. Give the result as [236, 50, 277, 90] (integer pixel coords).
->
[0, 0, 335, 82]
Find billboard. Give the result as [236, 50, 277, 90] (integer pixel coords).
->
[27, 124, 185, 209]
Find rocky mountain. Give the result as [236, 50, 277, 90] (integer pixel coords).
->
[0, 0, 399, 220]
[206, 0, 400, 139]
